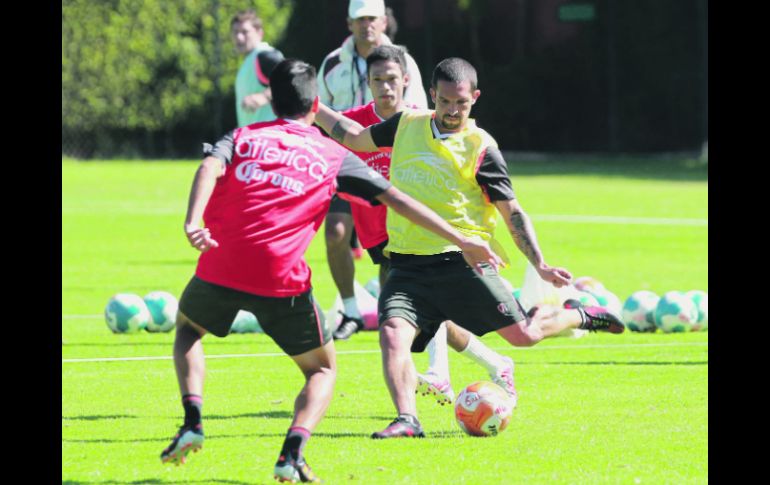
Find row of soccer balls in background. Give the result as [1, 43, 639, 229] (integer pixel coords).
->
[105, 279, 708, 335]
[104, 292, 262, 334]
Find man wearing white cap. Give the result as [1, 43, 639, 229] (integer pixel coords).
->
[318, 0, 428, 344]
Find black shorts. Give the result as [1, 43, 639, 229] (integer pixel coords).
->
[366, 239, 389, 265]
[328, 194, 352, 214]
[378, 252, 527, 352]
[179, 276, 331, 356]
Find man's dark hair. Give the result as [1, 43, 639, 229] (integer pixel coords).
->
[231, 9, 263, 30]
[269, 59, 317, 118]
[431, 57, 478, 91]
[366, 45, 408, 77]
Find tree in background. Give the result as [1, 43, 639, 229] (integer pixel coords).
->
[62, 0, 291, 158]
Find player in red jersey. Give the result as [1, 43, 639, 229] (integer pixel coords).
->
[329, 45, 519, 407]
[159, 59, 501, 483]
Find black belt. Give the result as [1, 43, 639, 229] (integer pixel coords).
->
[389, 251, 465, 266]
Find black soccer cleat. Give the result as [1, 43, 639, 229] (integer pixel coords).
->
[160, 423, 204, 465]
[371, 414, 426, 439]
[564, 299, 625, 334]
[274, 454, 321, 483]
[332, 312, 365, 340]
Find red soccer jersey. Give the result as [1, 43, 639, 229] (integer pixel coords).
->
[341, 102, 392, 249]
[196, 119, 382, 297]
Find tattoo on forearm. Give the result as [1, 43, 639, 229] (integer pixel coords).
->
[331, 118, 354, 143]
[509, 211, 542, 265]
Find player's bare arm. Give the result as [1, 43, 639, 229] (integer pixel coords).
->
[377, 187, 503, 271]
[184, 156, 224, 252]
[494, 199, 571, 287]
[316, 102, 379, 153]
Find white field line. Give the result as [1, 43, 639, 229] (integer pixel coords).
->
[62, 341, 707, 363]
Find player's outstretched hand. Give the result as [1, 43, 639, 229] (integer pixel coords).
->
[458, 239, 504, 273]
[185, 224, 220, 252]
[536, 264, 572, 288]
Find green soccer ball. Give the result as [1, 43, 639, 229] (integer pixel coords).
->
[230, 310, 263, 333]
[685, 290, 708, 331]
[622, 290, 660, 332]
[105, 293, 151, 333]
[143, 291, 178, 332]
[654, 291, 698, 333]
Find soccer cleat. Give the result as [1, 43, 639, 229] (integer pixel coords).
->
[371, 414, 426, 439]
[332, 312, 364, 340]
[564, 299, 625, 334]
[160, 423, 204, 465]
[490, 356, 518, 408]
[416, 372, 455, 406]
[274, 454, 321, 483]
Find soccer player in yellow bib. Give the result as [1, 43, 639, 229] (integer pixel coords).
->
[314, 57, 625, 438]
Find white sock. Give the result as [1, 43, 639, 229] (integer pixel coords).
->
[460, 335, 506, 375]
[342, 297, 361, 319]
[425, 322, 450, 381]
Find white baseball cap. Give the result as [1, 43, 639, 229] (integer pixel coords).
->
[348, 0, 385, 19]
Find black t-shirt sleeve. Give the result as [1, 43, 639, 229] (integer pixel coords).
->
[256, 49, 285, 85]
[369, 112, 403, 148]
[202, 130, 236, 165]
[336, 152, 393, 203]
[475, 146, 516, 201]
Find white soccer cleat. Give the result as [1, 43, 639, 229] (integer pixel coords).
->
[416, 372, 455, 406]
[490, 356, 518, 409]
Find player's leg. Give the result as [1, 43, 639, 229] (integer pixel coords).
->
[325, 197, 363, 340]
[443, 320, 516, 401]
[274, 341, 335, 483]
[417, 322, 455, 405]
[371, 316, 426, 439]
[258, 290, 333, 483]
[162, 276, 240, 465]
[498, 301, 624, 347]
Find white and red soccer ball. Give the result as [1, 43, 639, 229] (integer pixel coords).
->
[454, 381, 514, 437]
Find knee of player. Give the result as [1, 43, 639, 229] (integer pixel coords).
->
[378, 319, 409, 349]
[324, 223, 349, 246]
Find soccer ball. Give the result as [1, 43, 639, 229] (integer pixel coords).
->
[685, 290, 708, 331]
[454, 381, 514, 437]
[622, 291, 660, 332]
[654, 291, 698, 333]
[143, 291, 178, 332]
[105, 293, 151, 333]
[230, 310, 263, 333]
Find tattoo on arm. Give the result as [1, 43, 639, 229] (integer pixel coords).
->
[508, 211, 543, 266]
[331, 117, 355, 144]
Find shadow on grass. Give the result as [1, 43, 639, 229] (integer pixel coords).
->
[62, 430, 372, 443]
[62, 414, 137, 421]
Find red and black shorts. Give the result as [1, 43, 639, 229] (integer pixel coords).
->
[179, 276, 330, 356]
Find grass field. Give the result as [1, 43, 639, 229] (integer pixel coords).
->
[62, 157, 708, 484]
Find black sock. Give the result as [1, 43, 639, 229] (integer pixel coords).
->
[280, 427, 311, 461]
[182, 394, 203, 428]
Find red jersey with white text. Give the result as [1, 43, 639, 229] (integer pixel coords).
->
[341, 102, 396, 249]
[196, 119, 391, 297]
